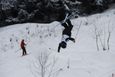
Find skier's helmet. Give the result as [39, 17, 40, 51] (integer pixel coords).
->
[61, 41, 67, 48]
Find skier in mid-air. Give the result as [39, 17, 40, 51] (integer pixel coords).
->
[58, 0, 75, 53]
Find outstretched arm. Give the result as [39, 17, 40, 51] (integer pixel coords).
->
[66, 37, 75, 43]
[24, 42, 27, 46]
[58, 43, 61, 53]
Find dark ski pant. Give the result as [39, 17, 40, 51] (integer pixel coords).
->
[22, 47, 27, 56]
[62, 19, 73, 28]
[62, 19, 73, 37]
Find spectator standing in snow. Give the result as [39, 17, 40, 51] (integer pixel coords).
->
[58, 1, 75, 53]
[20, 39, 27, 56]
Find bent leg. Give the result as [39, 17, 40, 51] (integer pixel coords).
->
[22, 48, 25, 56]
[61, 22, 68, 28]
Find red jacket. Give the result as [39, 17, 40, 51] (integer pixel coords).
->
[20, 40, 26, 48]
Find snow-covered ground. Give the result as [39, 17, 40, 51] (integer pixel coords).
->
[0, 8, 115, 77]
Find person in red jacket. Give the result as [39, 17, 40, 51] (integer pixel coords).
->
[20, 39, 27, 56]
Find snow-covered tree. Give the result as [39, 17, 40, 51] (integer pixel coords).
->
[17, 9, 29, 22]
[31, 51, 62, 77]
[0, 0, 115, 26]
[0, 0, 18, 10]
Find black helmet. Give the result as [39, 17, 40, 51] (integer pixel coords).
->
[60, 41, 67, 48]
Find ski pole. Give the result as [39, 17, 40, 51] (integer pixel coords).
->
[75, 21, 82, 39]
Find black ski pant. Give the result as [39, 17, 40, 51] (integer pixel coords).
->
[62, 19, 73, 37]
[22, 47, 27, 56]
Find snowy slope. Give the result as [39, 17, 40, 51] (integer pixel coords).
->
[0, 9, 115, 77]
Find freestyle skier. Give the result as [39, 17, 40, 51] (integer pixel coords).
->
[58, 1, 75, 53]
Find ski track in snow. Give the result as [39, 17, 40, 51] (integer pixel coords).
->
[0, 9, 115, 77]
